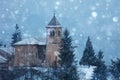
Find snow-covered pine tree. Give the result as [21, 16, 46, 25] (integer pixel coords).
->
[79, 37, 96, 66]
[92, 50, 107, 80]
[109, 58, 120, 80]
[59, 29, 79, 80]
[11, 24, 22, 46]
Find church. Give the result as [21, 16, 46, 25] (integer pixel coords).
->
[13, 14, 62, 67]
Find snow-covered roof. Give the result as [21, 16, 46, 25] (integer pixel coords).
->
[14, 38, 46, 46]
[0, 47, 13, 55]
[0, 55, 7, 63]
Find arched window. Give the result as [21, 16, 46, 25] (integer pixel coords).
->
[50, 30, 55, 37]
[58, 31, 61, 36]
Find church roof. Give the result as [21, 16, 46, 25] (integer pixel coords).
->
[0, 47, 13, 55]
[48, 15, 61, 26]
[0, 55, 7, 63]
[14, 38, 46, 46]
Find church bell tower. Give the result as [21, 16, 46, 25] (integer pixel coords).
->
[46, 13, 62, 66]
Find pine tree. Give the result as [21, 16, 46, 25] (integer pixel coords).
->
[11, 24, 22, 46]
[109, 58, 120, 80]
[59, 29, 79, 80]
[79, 37, 96, 66]
[92, 50, 107, 80]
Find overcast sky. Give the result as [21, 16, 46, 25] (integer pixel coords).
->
[0, 0, 120, 64]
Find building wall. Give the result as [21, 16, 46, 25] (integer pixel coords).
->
[37, 45, 46, 66]
[14, 45, 38, 67]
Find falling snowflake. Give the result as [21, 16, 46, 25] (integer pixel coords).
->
[112, 17, 119, 22]
[75, 40, 79, 44]
[14, 10, 19, 14]
[58, 13, 63, 18]
[71, 32, 75, 36]
[96, 3, 100, 6]
[42, 32, 46, 38]
[55, 1, 60, 6]
[1, 14, 5, 18]
[107, 37, 110, 41]
[91, 11, 98, 18]
[2, 31, 5, 34]
[91, 6, 96, 11]
[80, 34, 83, 37]
[74, 6, 78, 10]
[72, 28, 76, 32]
[96, 36, 101, 40]
[69, 0, 74, 2]
[5, 8, 9, 11]
[106, 31, 112, 36]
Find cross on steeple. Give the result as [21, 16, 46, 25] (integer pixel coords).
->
[54, 9, 56, 16]
[48, 10, 61, 26]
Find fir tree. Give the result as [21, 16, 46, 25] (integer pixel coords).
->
[109, 58, 120, 80]
[59, 29, 79, 80]
[92, 50, 107, 80]
[79, 37, 96, 66]
[11, 24, 22, 46]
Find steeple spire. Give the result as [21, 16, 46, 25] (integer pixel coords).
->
[54, 9, 56, 16]
[48, 11, 61, 26]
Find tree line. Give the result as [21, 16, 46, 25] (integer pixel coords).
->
[0, 24, 120, 80]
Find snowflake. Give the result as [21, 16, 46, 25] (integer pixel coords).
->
[80, 34, 83, 37]
[1, 14, 5, 18]
[74, 6, 78, 10]
[54, 1, 61, 10]
[72, 28, 76, 32]
[2, 30, 5, 34]
[23, 33, 31, 38]
[21, 26, 24, 29]
[55, 1, 60, 6]
[106, 0, 111, 2]
[96, 3, 100, 6]
[75, 40, 79, 44]
[20, 4, 23, 8]
[106, 31, 112, 36]
[41, 2, 47, 7]
[96, 36, 101, 40]
[69, 0, 74, 2]
[71, 32, 75, 36]
[107, 37, 110, 41]
[42, 32, 46, 38]
[22, 17, 27, 22]
[91, 11, 98, 18]
[112, 17, 119, 22]
[79, 0, 82, 3]
[91, 6, 96, 11]
[14, 10, 19, 14]
[58, 13, 63, 18]
[55, 6, 59, 10]
[5, 8, 9, 11]
[102, 15, 107, 18]
[88, 17, 93, 24]
[88, 20, 92, 24]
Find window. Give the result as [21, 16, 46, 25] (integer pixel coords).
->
[50, 30, 55, 37]
[58, 31, 61, 36]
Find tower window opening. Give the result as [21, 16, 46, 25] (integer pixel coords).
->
[50, 31, 55, 37]
[58, 31, 61, 36]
